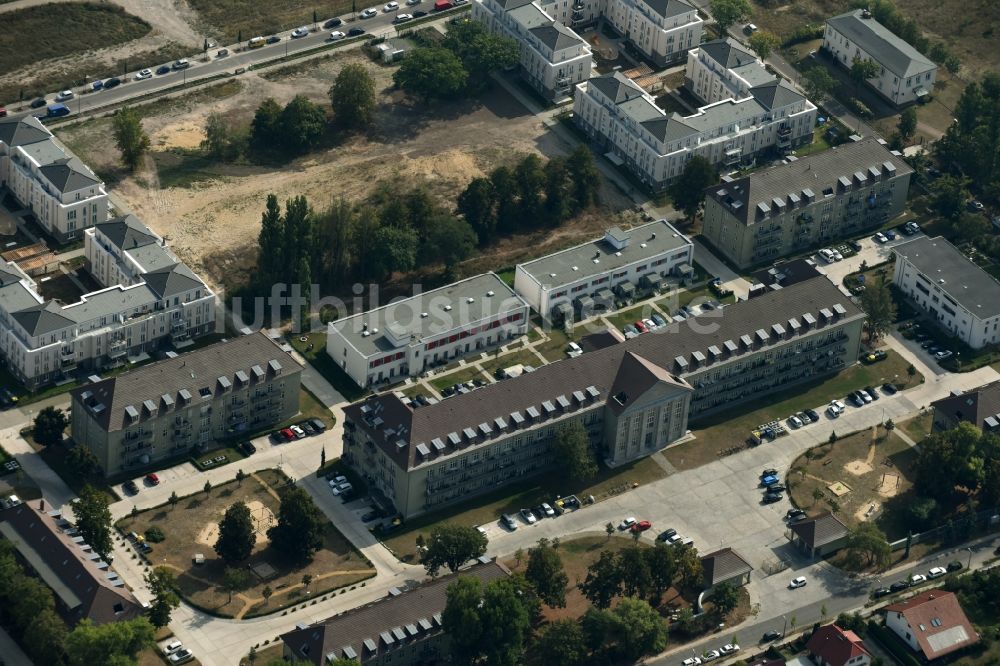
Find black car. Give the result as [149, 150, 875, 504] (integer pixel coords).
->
[156, 65, 171, 75]
[413, 10, 427, 16]
[804, 408, 820, 423]
[872, 587, 891, 598]
[30, 98, 48, 108]
[324, 17, 343, 27]
[881, 382, 898, 395]
[348, 27, 366, 36]
[762, 492, 783, 504]
[309, 417, 327, 432]
[104, 77, 122, 89]
[123, 479, 139, 494]
[361, 510, 379, 522]
[761, 630, 782, 643]
[947, 560, 963, 572]
[298, 421, 316, 436]
[889, 580, 910, 592]
[786, 508, 805, 520]
[865, 386, 880, 401]
[240, 441, 257, 455]
[768, 484, 787, 493]
[266, 35, 281, 44]
[761, 468, 778, 478]
[656, 528, 677, 542]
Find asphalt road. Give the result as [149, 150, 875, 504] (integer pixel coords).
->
[4, 2, 464, 117]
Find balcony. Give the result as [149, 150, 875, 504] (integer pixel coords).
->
[723, 148, 742, 166]
[108, 339, 127, 359]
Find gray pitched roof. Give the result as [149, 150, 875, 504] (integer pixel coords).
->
[893, 236, 1000, 319]
[11, 300, 76, 336]
[0, 115, 51, 147]
[498, 0, 533, 10]
[95, 215, 159, 251]
[37, 156, 101, 194]
[932, 380, 1000, 431]
[637, 0, 695, 19]
[790, 511, 848, 548]
[141, 263, 204, 299]
[701, 547, 753, 587]
[826, 10, 935, 78]
[749, 79, 805, 110]
[588, 71, 646, 104]
[528, 22, 584, 51]
[699, 38, 758, 69]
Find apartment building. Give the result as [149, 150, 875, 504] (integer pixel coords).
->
[598, 0, 702, 67]
[326, 274, 529, 388]
[823, 9, 937, 107]
[702, 138, 913, 268]
[0, 115, 108, 243]
[472, 0, 593, 101]
[70, 333, 301, 477]
[931, 380, 1000, 433]
[514, 218, 692, 320]
[686, 38, 777, 106]
[573, 70, 816, 191]
[0, 214, 215, 390]
[343, 276, 863, 519]
[893, 236, 1000, 349]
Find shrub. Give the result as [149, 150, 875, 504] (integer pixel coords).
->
[781, 25, 824, 47]
[144, 526, 166, 543]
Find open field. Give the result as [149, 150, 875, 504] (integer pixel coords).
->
[188, 0, 353, 43]
[664, 350, 921, 470]
[116, 468, 374, 618]
[55, 51, 631, 296]
[900, 412, 933, 443]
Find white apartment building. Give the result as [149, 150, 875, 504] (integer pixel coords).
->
[514, 218, 692, 320]
[326, 273, 529, 388]
[599, 0, 702, 67]
[823, 9, 937, 107]
[0, 215, 215, 390]
[686, 38, 776, 105]
[473, 0, 593, 101]
[893, 236, 1000, 349]
[0, 115, 108, 243]
[574, 70, 816, 191]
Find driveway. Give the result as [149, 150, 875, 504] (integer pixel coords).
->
[817, 231, 924, 292]
[692, 237, 752, 294]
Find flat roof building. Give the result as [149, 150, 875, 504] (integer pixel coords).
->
[514, 218, 693, 319]
[326, 273, 529, 388]
[893, 236, 1000, 349]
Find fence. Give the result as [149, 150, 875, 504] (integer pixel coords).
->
[888, 506, 1000, 552]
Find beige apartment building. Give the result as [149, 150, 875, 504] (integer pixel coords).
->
[70, 333, 301, 476]
[343, 275, 864, 519]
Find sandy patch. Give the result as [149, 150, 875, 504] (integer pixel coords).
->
[876, 472, 902, 498]
[855, 501, 880, 522]
[153, 121, 206, 150]
[195, 500, 275, 547]
[827, 481, 851, 497]
[844, 459, 874, 476]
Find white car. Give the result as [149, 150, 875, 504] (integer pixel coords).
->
[788, 415, 804, 428]
[873, 232, 888, 243]
[703, 650, 721, 662]
[406, 0, 422, 5]
[619, 517, 637, 530]
[291, 26, 309, 38]
[361, 7, 378, 16]
[540, 502, 556, 517]
[475, 525, 488, 536]
[168, 648, 194, 664]
[643, 318, 657, 331]
[163, 641, 183, 654]
[393, 13, 413, 21]
[935, 350, 953, 360]
[383, 1, 399, 9]
[135, 69, 153, 80]
[927, 566, 947, 579]
[520, 508, 537, 524]
[720, 644, 740, 655]
[827, 401, 842, 418]
[56, 90, 75, 102]
[289, 424, 306, 438]
[789, 576, 807, 589]
[818, 248, 835, 263]
[682, 658, 702, 666]
[567, 342, 583, 358]
[910, 573, 927, 585]
[832, 250, 844, 261]
[329, 31, 346, 40]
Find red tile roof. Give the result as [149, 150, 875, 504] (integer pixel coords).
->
[884, 590, 979, 660]
[807, 624, 871, 666]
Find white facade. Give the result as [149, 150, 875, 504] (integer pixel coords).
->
[885, 610, 922, 654]
[473, 0, 593, 101]
[685, 38, 774, 105]
[0, 116, 108, 243]
[326, 274, 530, 388]
[573, 71, 816, 190]
[823, 10, 937, 107]
[600, 0, 702, 67]
[893, 237, 1000, 350]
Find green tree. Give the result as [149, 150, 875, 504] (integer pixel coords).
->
[479, 577, 531, 666]
[23, 608, 68, 665]
[280, 95, 327, 154]
[250, 98, 283, 155]
[749, 30, 779, 60]
[803, 67, 837, 101]
[66, 444, 101, 479]
[850, 58, 880, 95]
[112, 106, 150, 171]
[315, 197, 355, 287]
[215, 501, 256, 565]
[267, 486, 325, 565]
[204, 479, 213, 494]
[544, 156, 572, 223]
[490, 165, 520, 233]
[525, 538, 568, 607]
[457, 177, 497, 245]
[709, 0, 751, 34]
[860, 275, 897, 341]
[421, 215, 477, 276]
[257, 194, 285, 286]
[845, 522, 892, 570]
[898, 107, 918, 141]
[72, 485, 113, 560]
[670, 156, 717, 220]
[645, 543, 677, 598]
[421, 524, 488, 576]
[443, 576, 485, 665]
[145, 567, 180, 628]
[236, 468, 247, 487]
[618, 546, 652, 598]
[566, 145, 600, 213]
[64, 617, 155, 666]
[581, 606, 619, 654]
[515, 154, 547, 221]
[34, 406, 68, 446]
[168, 491, 179, 510]
[441, 20, 519, 90]
[393, 47, 468, 100]
[535, 618, 587, 666]
[710, 581, 741, 617]
[262, 585, 273, 605]
[674, 543, 704, 590]
[330, 63, 377, 130]
[370, 223, 419, 279]
[578, 550, 622, 609]
[914, 422, 985, 502]
[605, 522, 615, 539]
[302, 573, 313, 589]
[613, 598, 669, 659]
[221, 566, 252, 602]
[552, 421, 598, 482]
[202, 111, 248, 161]
[281, 195, 312, 285]
[9, 575, 55, 632]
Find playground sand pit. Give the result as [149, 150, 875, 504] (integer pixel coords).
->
[877, 472, 902, 498]
[827, 481, 851, 497]
[196, 500, 275, 547]
[845, 459, 874, 475]
[855, 501, 881, 522]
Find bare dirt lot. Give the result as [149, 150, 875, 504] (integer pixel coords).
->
[56, 51, 631, 293]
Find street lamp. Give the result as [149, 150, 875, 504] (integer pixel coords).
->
[966, 547, 973, 569]
[782, 615, 788, 637]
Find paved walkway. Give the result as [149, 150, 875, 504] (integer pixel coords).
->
[691, 237, 751, 294]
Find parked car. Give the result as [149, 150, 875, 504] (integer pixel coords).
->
[720, 644, 740, 655]
[55, 90, 75, 102]
[393, 13, 413, 21]
[348, 27, 367, 35]
[634, 320, 648, 333]
[881, 382, 898, 395]
[788, 414, 804, 428]
[858, 389, 873, 404]
[123, 480, 139, 494]
[384, 0, 399, 8]
[862, 350, 888, 364]
[804, 408, 820, 423]
[277, 428, 295, 441]
[761, 630, 782, 643]
[872, 587, 891, 598]
[145, 473, 160, 485]
[818, 248, 836, 263]
[156, 65, 171, 75]
[927, 567, 947, 579]
[865, 386, 880, 401]
[762, 492, 783, 504]
[291, 26, 310, 38]
[0, 387, 18, 406]
[768, 484, 787, 492]
[104, 77, 122, 89]
[652, 313, 668, 327]
[702, 650, 721, 662]
[967, 200, 985, 212]
[848, 392, 865, 408]
[328, 30, 347, 40]
[630, 520, 652, 533]
[789, 576, 807, 588]
[935, 350, 953, 360]
[298, 421, 316, 436]
[760, 475, 780, 487]
[786, 508, 805, 520]
[501, 513, 518, 530]
[520, 508, 537, 524]
[240, 441, 257, 455]
[682, 658, 702, 666]
[761, 468, 778, 477]
[657, 528, 677, 542]
[135, 68, 153, 79]
[324, 17, 343, 27]
[889, 580, 909, 592]
[172, 59, 190, 70]
[910, 573, 927, 585]
[266, 35, 281, 43]
[168, 648, 194, 664]
[163, 641, 183, 654]
[540, 502, 556, 517]
[361, 7, 379, 17]
[885, 230, 897, 240]
[618, 517, 637, 530]
[361, 510, 379, 522]
[289, 424, 306, 439]
[567, 341, 583, 358]
[947, 560, 964, 572]
[216, 48, 229, 57]
[873, 232, 888, 243]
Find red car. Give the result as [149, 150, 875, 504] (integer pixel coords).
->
[0, 107, 7, 117]
[634, 320, 648, 333]
[279, 428, 295, 441]
[630, 520, 652, 533]
[145, 473, 160, 485]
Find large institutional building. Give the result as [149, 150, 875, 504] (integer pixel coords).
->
[893, 236, 1000, 349]
[326, 274, 529, 389]
[0, 115, 108, 244]
[70, 333, 300, 476]
[702, 138, 913, 268]
[514, 218, 693, 321]
[343, 275, 864, 519]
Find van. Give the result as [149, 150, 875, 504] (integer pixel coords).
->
[248, 36, 266, 49]
[45, 104, 70, 118]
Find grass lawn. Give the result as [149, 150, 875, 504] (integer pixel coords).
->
[277, 386, 334, 430]
[287, 331, 366, 402]
[429, 364, 489, 393]
[37, 273, 86, 304]
[604, 304, 663, 331]
[900, 412, 933, 444]
[116, 468, 374, 619]
[192, 446, 247, 472]
[793, 127, 833, 158]
[240, 643, 284, 666]
[153, 150, 224, 189]
[189, 0, 354, 43]
[496, 267, 515, 288]
[381, 456, 667, 562]
[37, 442, 119, 503]
[664, 351, 921, 471]
[480, 348, 544, 377]
[787, 429, 918, 539]
[533, 326, 575, 363]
